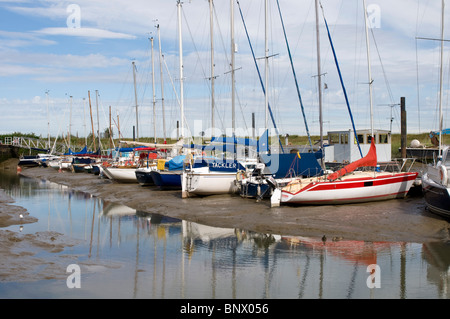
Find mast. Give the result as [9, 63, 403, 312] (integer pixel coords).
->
[320, 3, 363, 158]
[45, 90, 50, 151]
[231, 0, 236, 137]
[83, 97, 87, 147]
[151, 36, 156, 143]
[69, 95, 72, 149]
[132, 61, 139, 141]
[95, 90, 101, 150]
[264, 0, 269, 131]
[109, 106, 113, 149]
[315, 0, 324, 154]
[177, 0, 184, 142]
[117, 111, 122, 139]
[439, 0, 445, 156]
[209, 0, 216, 137]
[88, 90, 96, 151]
[363, 0, 374, 138]
[157, 24, 167, 143]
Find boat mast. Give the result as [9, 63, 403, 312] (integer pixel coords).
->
[83, 97, 87, 147]
[315, 0, 324, 155]
[45, 90, 50, 151]
[209, 0, 216, 137]
[151, 36, 156, 143]
[95, 90, 101, 150]
[69, 95, 72, 149]
[109, 105, 113, 149]
[157, 24, 167, 143]
[439, 0, 445, 156]
[231, 0, 236, 138]
[177, 0, 185, 142]
[264, 0, 269, 131]
[88, 91, 96, 151]
[363, 0, 374, 138]
[132, 61, 139, 141]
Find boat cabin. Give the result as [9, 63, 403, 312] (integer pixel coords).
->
[324, 129, 391, 163]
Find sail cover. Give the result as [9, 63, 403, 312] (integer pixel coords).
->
[327, 137, 377, 181]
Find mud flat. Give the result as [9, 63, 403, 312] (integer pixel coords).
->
[14, 163, 450, 244]
[0, 159, 87, 282]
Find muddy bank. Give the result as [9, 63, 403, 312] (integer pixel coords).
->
[0, 159, 92, 282]
[0, 159, 37, 228]
[14, 164, 450, 244]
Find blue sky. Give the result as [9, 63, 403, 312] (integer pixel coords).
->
[0, 0, 449, 141]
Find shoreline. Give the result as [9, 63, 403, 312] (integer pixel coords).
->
[9, 160, 450, 244]
[0, 159, 83, 282]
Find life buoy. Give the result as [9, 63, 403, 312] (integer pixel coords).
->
[439, 165, 448, 185]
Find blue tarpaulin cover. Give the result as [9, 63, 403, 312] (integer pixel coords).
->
[64, 146, 88, 155]
[165, 155, 186, 171]
[260, 151, 323, 179]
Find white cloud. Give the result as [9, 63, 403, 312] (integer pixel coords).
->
[36, 27, 136, 40]
[1, 0, 449, 136]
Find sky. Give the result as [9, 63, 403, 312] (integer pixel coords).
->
[0, 0, 449, 142]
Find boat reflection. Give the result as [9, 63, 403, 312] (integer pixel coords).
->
[422, 241, 450, 298]
[75, 200, 450, 299]
[91, 204, 450, 298]
[2, 171, 450, 299]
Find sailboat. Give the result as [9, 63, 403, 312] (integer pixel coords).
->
[272, 138, 418, 206]
[236, 0, 324, 200]
[101, 145, 142, 182]
[148, 0, 200, 190]
[421, 0, 450, 218]
[422, 146, 450, 217]
[181, 132, 265, 197]
[270, 0, 418, 207]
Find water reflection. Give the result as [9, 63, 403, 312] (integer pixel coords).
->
[0, 170, 449, 299]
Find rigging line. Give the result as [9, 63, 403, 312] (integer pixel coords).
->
[275, 0, 313, 150]
[236, 0, 285, 153]
[181, 6, 209, 141]
[182, 7, 209, 83]
[210, 1, 249, 134]
[211, 2, 228, 134]
[161, 54, 192, 143]
[319, 2, 363, 158]
[235, 88, 249, 132]
[415, 37, 421, 133]
[369, 27, 395, 104]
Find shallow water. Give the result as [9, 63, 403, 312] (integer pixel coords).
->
[0, 171, 449, 299]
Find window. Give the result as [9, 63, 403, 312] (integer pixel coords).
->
[379, 134, 388, 144]
[356, 134, 364, 144]
[341, 133, 349, 144]
[329, 133, 340, 145]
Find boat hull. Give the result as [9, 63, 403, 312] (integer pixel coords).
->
[240, 177, 293, 199]
[135, 167, 156, 186]
[240, 180, 271, 198]
[183, 172, 239, 197]
[422, 173, 450, 218]
[102, 167, 137, 183]
[150, 171, 181, 189]
[18, 156, 40, 167]
[280, 172, 418, 205]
